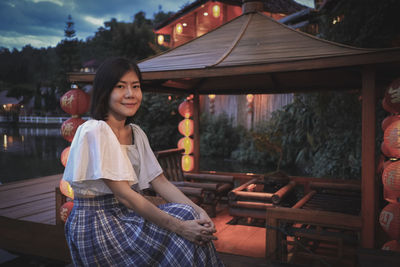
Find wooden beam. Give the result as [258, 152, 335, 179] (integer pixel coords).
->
[141, 50, 400, 81]
[193, 92, 200, 172]
[361, 65, 377, 248]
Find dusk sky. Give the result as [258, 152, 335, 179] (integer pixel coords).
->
[0, 0, 314, 51]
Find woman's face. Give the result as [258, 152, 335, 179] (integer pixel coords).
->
[107, 70, 142, 121]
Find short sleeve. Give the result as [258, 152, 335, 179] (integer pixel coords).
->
[130, 124, 163, 189]
[62, 120, 137, 194]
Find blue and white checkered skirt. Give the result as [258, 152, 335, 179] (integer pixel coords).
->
[65, 194, 224, 266]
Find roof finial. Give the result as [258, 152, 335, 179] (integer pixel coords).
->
[242, 0, 264, 14]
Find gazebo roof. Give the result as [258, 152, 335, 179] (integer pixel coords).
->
[134, 11, 400, 95]
[69, 11, 400, 94]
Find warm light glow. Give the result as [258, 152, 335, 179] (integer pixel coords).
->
[21, 105, 24, 108]
[176, 23, 183, 34]
[178, 119, 194, 137]
[178, 137, 194, 154]
[203, 12, 208, 16]
[212, 5, 220, 18]
[208, 94, 216, 100]
[60, 179, 74, 199]
[182, 23, 187, 27]
[182, 155, 194, 172]
[168, 95, 172, 101]
[157, 34, 164, 45]
[178, 100, 194, 118]
[3, 134, 7, 150]
[2, 105, 5, 109]
[61, 146, 71, 167]
[246, 94, 254, 103]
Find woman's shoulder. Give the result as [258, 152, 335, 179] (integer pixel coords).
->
[75, 119, 111, 140]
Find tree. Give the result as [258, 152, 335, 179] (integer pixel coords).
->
[56, 15, 81, 93]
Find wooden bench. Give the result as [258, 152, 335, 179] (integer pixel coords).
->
[265, 181, 362, 267]
[155, 148, 234, 217]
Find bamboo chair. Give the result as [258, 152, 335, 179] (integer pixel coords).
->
[155, 148, 234, 217]
[266, 182, 362, 266]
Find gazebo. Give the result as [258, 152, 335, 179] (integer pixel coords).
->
[69, 0, 400, 252]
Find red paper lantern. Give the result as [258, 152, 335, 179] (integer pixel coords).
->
[383, 78, 400, 114]
[60, 88, 90, 116]
[382, 240, 400, 252]
[178, 119, 194, 137]
[178, 137, 194, 154]
[61, 117, 85, 142]
[384, 121, 400, 158]
[379, 203, 400, 240]
[60, 201, 74, 223]
[182, 154, 194, 172]
[382, 115, 400, 132]
[382, 161, 400, 203]
[178, 100, 193, 118]
[61, 146, 71, 167]
[60, 179, 74, 199]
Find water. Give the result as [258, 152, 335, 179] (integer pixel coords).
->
[0, 125, 271, 185]
[0, 125, 69, 184]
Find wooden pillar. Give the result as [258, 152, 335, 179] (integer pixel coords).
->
[193, 92, 200, 172]
[361, 65, 377, 248]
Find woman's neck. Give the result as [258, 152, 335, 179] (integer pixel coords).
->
[106, 116, 130, 144]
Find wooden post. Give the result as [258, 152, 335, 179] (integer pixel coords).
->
[361, 65, 377, 248]
[193, 92, 200, 172]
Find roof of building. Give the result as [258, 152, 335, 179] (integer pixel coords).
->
[154, 0, 307, 30]
[134, 10, 400, 94]
[0, 90, 22, 105]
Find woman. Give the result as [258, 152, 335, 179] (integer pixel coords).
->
[63, 57, 223, 266]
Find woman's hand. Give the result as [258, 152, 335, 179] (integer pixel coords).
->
[197, 208, 215, 230]
[177, 218, 218, 246]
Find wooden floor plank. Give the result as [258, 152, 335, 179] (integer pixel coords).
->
[20, 209, 54, 224]
[0, 174, 62, 192]
[1, 198, 54, 219]
[0, 192, 54, 211]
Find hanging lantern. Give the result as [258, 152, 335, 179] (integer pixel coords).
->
[60, 201, 74, 223]
[157, 34, 164, 45]
[61, 146, 71, 167]
[382, 240, 400, 252]
[61, 117, 85, 142]
[178, 100, 193, 118]
[178, 119, 194, 137]
[182, 154, 194, 172]
[178, 137, 194, 154]
[383, 78, 400, 114]
[212, 4, 221, 18]
[382, 98, 398, 114]
[382, 115, 400, 131]
[176, 23, 183, 34]
[60, 86, 90, 116]
[383, 120, 400, 158]
[379, 203, 400, 240]
[60, 179, 74, 199]
[382, 161, 400, 203]
[381, 142, 392, 158]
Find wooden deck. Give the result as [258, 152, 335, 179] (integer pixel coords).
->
[0, 175, 270, 266]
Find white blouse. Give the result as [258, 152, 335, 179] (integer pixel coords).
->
[62, 120, 163, 196]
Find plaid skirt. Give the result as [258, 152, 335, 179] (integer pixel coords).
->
[65, 194, 224, 267]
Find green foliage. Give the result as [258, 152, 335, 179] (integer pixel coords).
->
[316, 0, 400, 48]
[199, 113, 243, 158]
[249, 92, 363, 179]
[133, 93, 186, 151]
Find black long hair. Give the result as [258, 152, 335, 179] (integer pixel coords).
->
[90, 57, 142, 124]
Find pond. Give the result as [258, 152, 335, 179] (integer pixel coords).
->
[0, 125, 69, 184]
[0, 124, 272, 184]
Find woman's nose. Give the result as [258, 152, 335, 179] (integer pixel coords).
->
[125, 86, 134, 97]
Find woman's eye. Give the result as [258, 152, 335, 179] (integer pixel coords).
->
[115, 84, 124, 89]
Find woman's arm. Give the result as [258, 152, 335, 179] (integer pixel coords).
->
[103, 179, 216, 245]
[150, 174, 216, 230]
